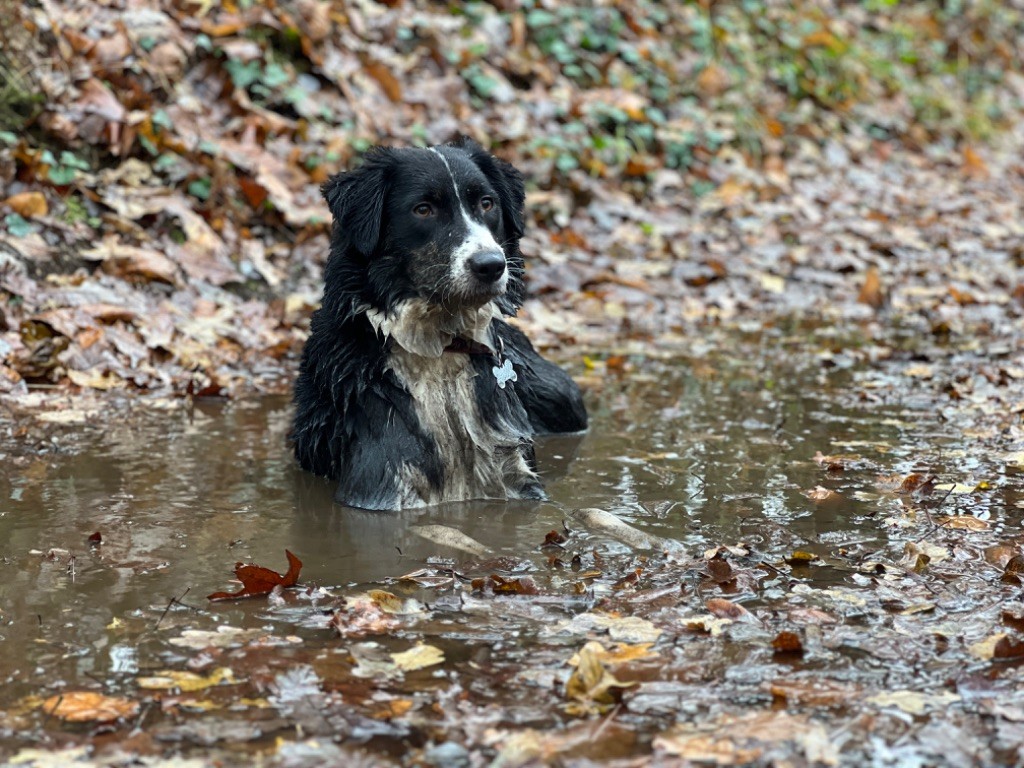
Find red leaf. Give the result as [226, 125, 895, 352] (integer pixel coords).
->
[208, 550, 302, 601]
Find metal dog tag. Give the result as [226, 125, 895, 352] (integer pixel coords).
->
[492, 358, 518, 389]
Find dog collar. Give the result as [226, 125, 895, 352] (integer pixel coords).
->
[444, 337, 494, 356]
[445, 336, 519, 389]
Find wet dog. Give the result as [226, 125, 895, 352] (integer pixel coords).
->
[292, 139, 587, 510]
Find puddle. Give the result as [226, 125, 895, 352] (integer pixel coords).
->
[2, 344, 1022, 764]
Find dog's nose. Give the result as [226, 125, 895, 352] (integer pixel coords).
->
[468, 250, 506, 283]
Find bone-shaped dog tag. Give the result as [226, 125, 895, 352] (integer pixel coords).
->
[492, 358, 518, 389]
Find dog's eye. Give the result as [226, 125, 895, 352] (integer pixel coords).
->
[412, 203, 435, 218]
[479, 197, 495, 212]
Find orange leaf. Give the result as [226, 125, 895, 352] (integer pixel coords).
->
[363, 59, 402, 102]
[5, 191, 48, 218]
[239, 176, 269, 209]
[42, 692, 139, 722]
[857, 266, 884, 309]
[961, 146, 988, 179]
[208, 550, 302, 601]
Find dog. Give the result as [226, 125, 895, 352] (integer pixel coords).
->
[292, 138, 587, 511]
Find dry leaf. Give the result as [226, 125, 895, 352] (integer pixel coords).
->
[5, 192, 48, 218]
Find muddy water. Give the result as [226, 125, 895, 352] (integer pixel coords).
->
[0, 347, 1016, 752]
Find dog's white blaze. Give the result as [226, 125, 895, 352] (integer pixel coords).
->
[430, 148, 507, 294]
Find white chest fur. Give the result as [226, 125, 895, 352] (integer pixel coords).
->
[386, 348, 537, 507]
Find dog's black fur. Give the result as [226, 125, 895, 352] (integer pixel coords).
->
[292, 139, 587, 510]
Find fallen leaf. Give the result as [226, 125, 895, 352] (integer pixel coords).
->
[207, 550, 302, 601]
[935, 515, 989, 531]
[858, 266, 884, 309]
[41, 692, 139, 722]
[803, 486, 837, 501]
[168, 626, 268, 650]
[706, 598, 752, 621]
[565, 641, 637, 716]
[390, 644, 444, 672]
[772, 631, 804, 655]
[5, 192, 48, 218]
[867, 690, 961, 715]
[137, 667, 236, 692]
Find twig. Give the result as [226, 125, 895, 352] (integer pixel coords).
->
[154, 587, 191, 629]
[590, 703, 621, 742]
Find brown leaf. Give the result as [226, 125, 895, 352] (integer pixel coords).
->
[857, 266, 884, 309]
[5, 191, 48, 218]
[695, 63, 731, 97]
[961, 146, 989, 179]
[208, 550, 302, 601]
[542, 529, 567, 547]
[772, 631, 804, 655]
[707, 557, 734, 584]
[993, 635, 1024, 660]
[705, 597, 751, 620]
[565, 641, 637, 715]
[362, 59, 403, 102]
[935, 515, 989, 531]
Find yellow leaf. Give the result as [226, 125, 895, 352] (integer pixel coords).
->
[136, 667, 235, 692]
[867, 690, 960, 715]
[969, 632, 1006, 660]
[390, 644, 444, 672]
[565, 641, 637, 716]
[934, 482, 977, 494]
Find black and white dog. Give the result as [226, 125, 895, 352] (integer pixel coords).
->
[292, 139, 587, 510]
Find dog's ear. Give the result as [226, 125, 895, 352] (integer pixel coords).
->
[321, 148, 395, 257]
[457, 138, 526, 239]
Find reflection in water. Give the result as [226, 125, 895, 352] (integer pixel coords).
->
[0, 354, 1009, 706]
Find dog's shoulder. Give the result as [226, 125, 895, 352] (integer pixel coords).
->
[493, 320, 588, 434]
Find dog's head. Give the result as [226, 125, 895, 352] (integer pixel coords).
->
[322, 138, 527, 316]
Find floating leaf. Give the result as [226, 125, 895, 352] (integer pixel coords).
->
[208, 550, 302, 601]
[41, 692, 139, 722]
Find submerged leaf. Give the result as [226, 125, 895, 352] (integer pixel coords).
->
[41, 692, 139, 722]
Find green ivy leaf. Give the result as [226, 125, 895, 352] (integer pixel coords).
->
[5, 213, 38, 238]
[188, 178, 212, 201]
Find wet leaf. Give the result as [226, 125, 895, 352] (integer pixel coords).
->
[41, 692, 139, 722]
[867, 690, 961, 715]
[137, 667, 235, 692]
[706, 598, 752, 621]
[410, 524, 491, 556]
[655, 712, 838, 765]
[208, 550, 302, 601]
[390, 644, 444, 672]
[935, 515, 989, 531]
[168, 626, 267, 650]
[785, 550, 820, 566]
[565, 641, 637, 716]
[772, 631, 804, 655]
[803, 486, 837, 501]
